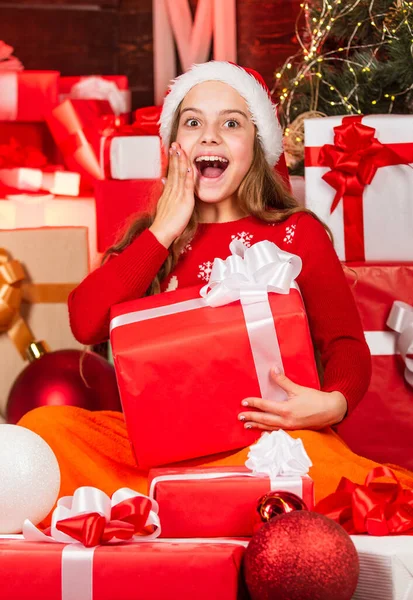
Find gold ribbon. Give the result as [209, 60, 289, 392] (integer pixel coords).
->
[0, 247, 77, 359]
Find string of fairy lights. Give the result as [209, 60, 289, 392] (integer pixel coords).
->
[272, 0, 413, 140]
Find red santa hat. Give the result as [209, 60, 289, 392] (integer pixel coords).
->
[159, 61, 284, 168]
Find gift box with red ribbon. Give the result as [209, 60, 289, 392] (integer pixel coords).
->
[110, 239, 320, 467]
[305, 115, 413, 262]
[59, 75, 131, 116]
[0, 71, 59, 122]
[94, 179, 161, 252]
[335, 263, 413, 469]
[148, 465, 314, 538]
[0, 486, 248, 600]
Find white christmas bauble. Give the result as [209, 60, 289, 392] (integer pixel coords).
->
[0, 424, 60, 533]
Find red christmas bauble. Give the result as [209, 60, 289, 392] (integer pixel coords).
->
[256, 491, 307, 524]
[245, 511, 359, 600]
[6, 349, 122, 423]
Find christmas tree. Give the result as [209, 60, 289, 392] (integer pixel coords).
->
[273, 0, 413, 171]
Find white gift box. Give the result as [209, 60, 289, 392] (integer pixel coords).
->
[351, 535, 413, 600]
[304, 115, 413, 262]
[104, 135, 162, 180]
[0, 167, 80, 197]
[0, 194, 100, 268]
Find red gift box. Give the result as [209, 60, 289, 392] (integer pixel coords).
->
[94, 179, 161, 251]
[110, 244, 320, 467]
[336, 263, 413, 469]
[0, 71, 59, 122]
[46, 99, 115, 188]
[0, 537, 247, 600]
[148, 466, 314, 538]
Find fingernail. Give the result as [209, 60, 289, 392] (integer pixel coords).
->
[161, 177, 166, 185]
[238, 415, 246, 421]
[273, 366, 281, 374]
[169, 148, 173, 155]
[245, 423, 252, 429]
[241, 400, 249, 407]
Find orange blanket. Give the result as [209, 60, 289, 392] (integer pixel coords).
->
[19, 406, 413, 526]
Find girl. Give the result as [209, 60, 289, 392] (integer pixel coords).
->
[19, 61, 413, 512]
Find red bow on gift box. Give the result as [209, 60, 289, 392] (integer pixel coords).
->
[305, 115, 413, 261]
[315, 466, 413, 536]
[51, 494, 157, 547]
[133, 106, 162, 136]
[24, 486, 161, 548]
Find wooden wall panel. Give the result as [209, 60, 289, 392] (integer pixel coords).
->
[2, 1, 120, 6]
[0, 6, 119, 76]
[118, 0, 154, 108]
[0, 0, 301, 108]
[237, 0, 301, 90]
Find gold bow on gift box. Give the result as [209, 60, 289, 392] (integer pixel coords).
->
[0, 248, 76, 361]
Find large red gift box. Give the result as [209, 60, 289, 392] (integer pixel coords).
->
[94, 179, 161, 251]
[0, 71, 59, 122]
[148, 466, 314, 538]
[110, 269, 319, 467]
[46, 99, 115, 188]
[0, 538, 247, 600]
[336, 263, 413, 469]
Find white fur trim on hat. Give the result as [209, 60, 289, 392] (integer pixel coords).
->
[159, 61, 283, 168]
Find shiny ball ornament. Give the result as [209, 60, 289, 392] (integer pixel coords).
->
[7, 349, 122, 424]
[256, 491, 308, 524]
[0, 425, 60, 533]
[245, 511, 359, 600]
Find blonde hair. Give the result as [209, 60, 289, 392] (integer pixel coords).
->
[103, 103, 328, 296]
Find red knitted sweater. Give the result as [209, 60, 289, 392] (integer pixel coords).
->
[68, 212, 371, 415]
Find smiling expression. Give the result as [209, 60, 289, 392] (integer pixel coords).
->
[175, 81, 256, 206]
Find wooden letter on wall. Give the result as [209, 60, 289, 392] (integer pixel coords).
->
[153, 0, 237, 104]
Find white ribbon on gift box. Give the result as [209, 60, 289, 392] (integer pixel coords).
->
[110, 239, 303, 403]
[22, 486, 161, 600]
[0, 72, 18, 120]
[365, 300, 413, 387]
[1, 534, 248, 600]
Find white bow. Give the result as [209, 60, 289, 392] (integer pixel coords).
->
[200, 239, 302, 307]
[387, 301, 413, 387]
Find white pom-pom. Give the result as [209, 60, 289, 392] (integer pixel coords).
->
[0, 425, 60, 533]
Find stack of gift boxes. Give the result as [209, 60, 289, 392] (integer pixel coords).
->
[304, 114, 413, 471]
[0, 46, 163, 417]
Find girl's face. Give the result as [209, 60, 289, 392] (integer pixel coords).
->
[175, 81, 256, 206]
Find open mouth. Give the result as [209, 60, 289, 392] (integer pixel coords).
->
[194, 155, 229, 179]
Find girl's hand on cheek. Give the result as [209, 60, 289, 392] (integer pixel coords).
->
[238, 368, 348, 431]
[149, 142, 195, 248]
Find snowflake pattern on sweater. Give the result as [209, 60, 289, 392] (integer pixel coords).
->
[197, 260, 214, 282]
[230, 231, 253, 247]
[283, 224, 296, 244]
